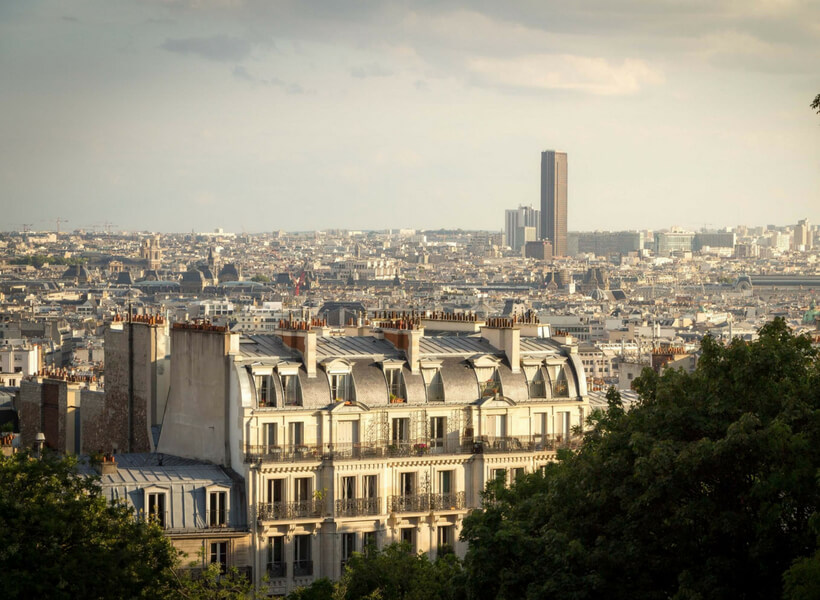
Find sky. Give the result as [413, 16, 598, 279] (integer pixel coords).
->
[1, 0, 818, 234]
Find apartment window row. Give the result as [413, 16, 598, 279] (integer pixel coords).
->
[145, 489, 228, 529]
[266, 535, 318, 578]
[259, 422, 306, 450]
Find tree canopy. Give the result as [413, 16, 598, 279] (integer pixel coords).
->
[461, 319, 820, 600]
[0, 452, 178, 600]
[286, 543, 465, 600]
[0, 452, 260, 600]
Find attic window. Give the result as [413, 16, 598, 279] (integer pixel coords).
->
[475, 366, 502, 398]
[384, 368, 406, 402]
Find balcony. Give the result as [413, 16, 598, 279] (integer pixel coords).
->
[245, 435, 582, 464]
[293, 560, 313, 577]
[257, 500, 325, 521]
[388, 493, 431, 513]
[335, 497, 380, 517]
[430, 491, 466, 511]
[244, 444, 322, 463]
[267, 562, 286, 578]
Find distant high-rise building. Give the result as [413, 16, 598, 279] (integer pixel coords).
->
[540, 150, 568, 256]
[793, 219, 812, 251]
[504, 205, 540, 250]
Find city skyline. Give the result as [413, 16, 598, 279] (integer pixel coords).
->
[1, 1, 818, 233]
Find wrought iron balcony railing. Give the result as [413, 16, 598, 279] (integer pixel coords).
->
[293, 560, 313, 577]
[267, 562, 286, 578]
[257, 500, 325, 521]
[389, 491, 467, 513]
[335, 497, 380, 517]
[244, 435, 582, 463]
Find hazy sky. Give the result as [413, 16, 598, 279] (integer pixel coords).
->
[2, 0, 818, 233]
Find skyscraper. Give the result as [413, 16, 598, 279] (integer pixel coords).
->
[504, 205, 541, 251]
[540, 150, 567, 256]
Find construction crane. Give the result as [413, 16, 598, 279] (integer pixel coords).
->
[103, 221, 118, 235]
[294, 271, 306, 296]
[55, 218, 68, 234]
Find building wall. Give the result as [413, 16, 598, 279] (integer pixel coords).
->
[157, 328, 238, 464]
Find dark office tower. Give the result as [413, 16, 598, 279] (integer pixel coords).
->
[540, 150, 568, 256]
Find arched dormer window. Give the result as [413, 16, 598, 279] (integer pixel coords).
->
[276, 363, 302, 407]
[322, 359, 356, 404]
[381, 359, 407, 403]
[471, 356, 503, 398]
[529, 369, 547, 399]
[420, 359, 445, 403]
[553, 368, 569, 397]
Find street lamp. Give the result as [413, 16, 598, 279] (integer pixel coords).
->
[34, 432, 45, 459]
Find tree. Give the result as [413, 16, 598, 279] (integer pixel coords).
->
[812, 93, 820, 114]
[0, 452, 178, 600]
[286, 543, 466, 600]
[461, 319, 820, 600]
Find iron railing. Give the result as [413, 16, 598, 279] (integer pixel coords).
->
[430, 491, 466, 511]
[257, 500, 325, 521]
[335, 497, 380, 517]
[267, 562, 286, 578]
[245, 435, 581, 463]
[388, 492, 467, 513]
[293, 560, 313, 577]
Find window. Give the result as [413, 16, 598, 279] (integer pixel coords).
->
[295, 477, 311, 503]
[528, 369, 547, 399]
[341, 476, 355, 500]
[363, 531, 377, 551]
[437, 525, 453, 555]
[557, 411, 571, 441]
[385, 368, 406, 401]
[478, 368, 502, 397]
[513, 467, 526, 481]
[294, 535, 313, 576]
[424, 370, 445, 402]
[257, 375, 275, 406]
[487, 414, 507, 438]
[400, 472, 415, 496]
[391, 418, 410, 447]
[210, 541, 228, 571]
[400, 527, 415, 551]
[341, 532, 356, 568]
[281, 374, 302, 406]
[289, 422, 304, 447]
[438, 470, 453, 495]
[147, 492, 166, 528]
[330, 373, 356, 402]
[491, 468, 507, 483]
[209, 491, 227, 527]
[263, 422, 278, 450]
[267, 479, 284, 504]
[267, 536, 285, 578]
[430, 416, 446, 449]
[364, 475, 377, 498]
[553, 369, 569, 397]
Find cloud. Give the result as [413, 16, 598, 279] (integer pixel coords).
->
[467, 54, 664, 95]
[161, 35, 252, 62]
[350, 63, 393, 78]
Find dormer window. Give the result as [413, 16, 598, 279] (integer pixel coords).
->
[382, 362, 407, 403]
[145, 490, 167, 528]
[553, 369, 569, 397]
[330, 373, 356, 403]
[525, 367, 547, 399]
[257, 375, 275, 407]
[471, 356, 503, 398]
[207, 487, 229, 528]
[476, 367, 502, 398]
[277, 363, 303, 407]
[420, 360, 445, 402]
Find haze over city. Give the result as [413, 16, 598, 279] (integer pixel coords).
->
[2, 0, 819, 233]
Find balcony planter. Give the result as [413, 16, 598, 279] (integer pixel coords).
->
[413, 443, 428, 456]
[389, 394, 406, 404]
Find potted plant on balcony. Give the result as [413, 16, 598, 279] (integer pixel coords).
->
[413, 442, 427, 456]
[389, 393, 405, 404]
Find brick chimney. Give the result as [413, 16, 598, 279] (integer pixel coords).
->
[277, 322, 318, 378]
[382, 327, 424, 374]
[480, 318, 521, 373]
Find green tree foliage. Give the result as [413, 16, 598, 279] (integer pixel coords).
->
[812, 93, 820, 114]
[461, 319, 820, 600]
[286, 543, 465, 600]
[0, 452, 177, 600]
[10, 254, 83, 268]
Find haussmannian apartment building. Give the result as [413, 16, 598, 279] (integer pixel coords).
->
[153, 312, 589, 596]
